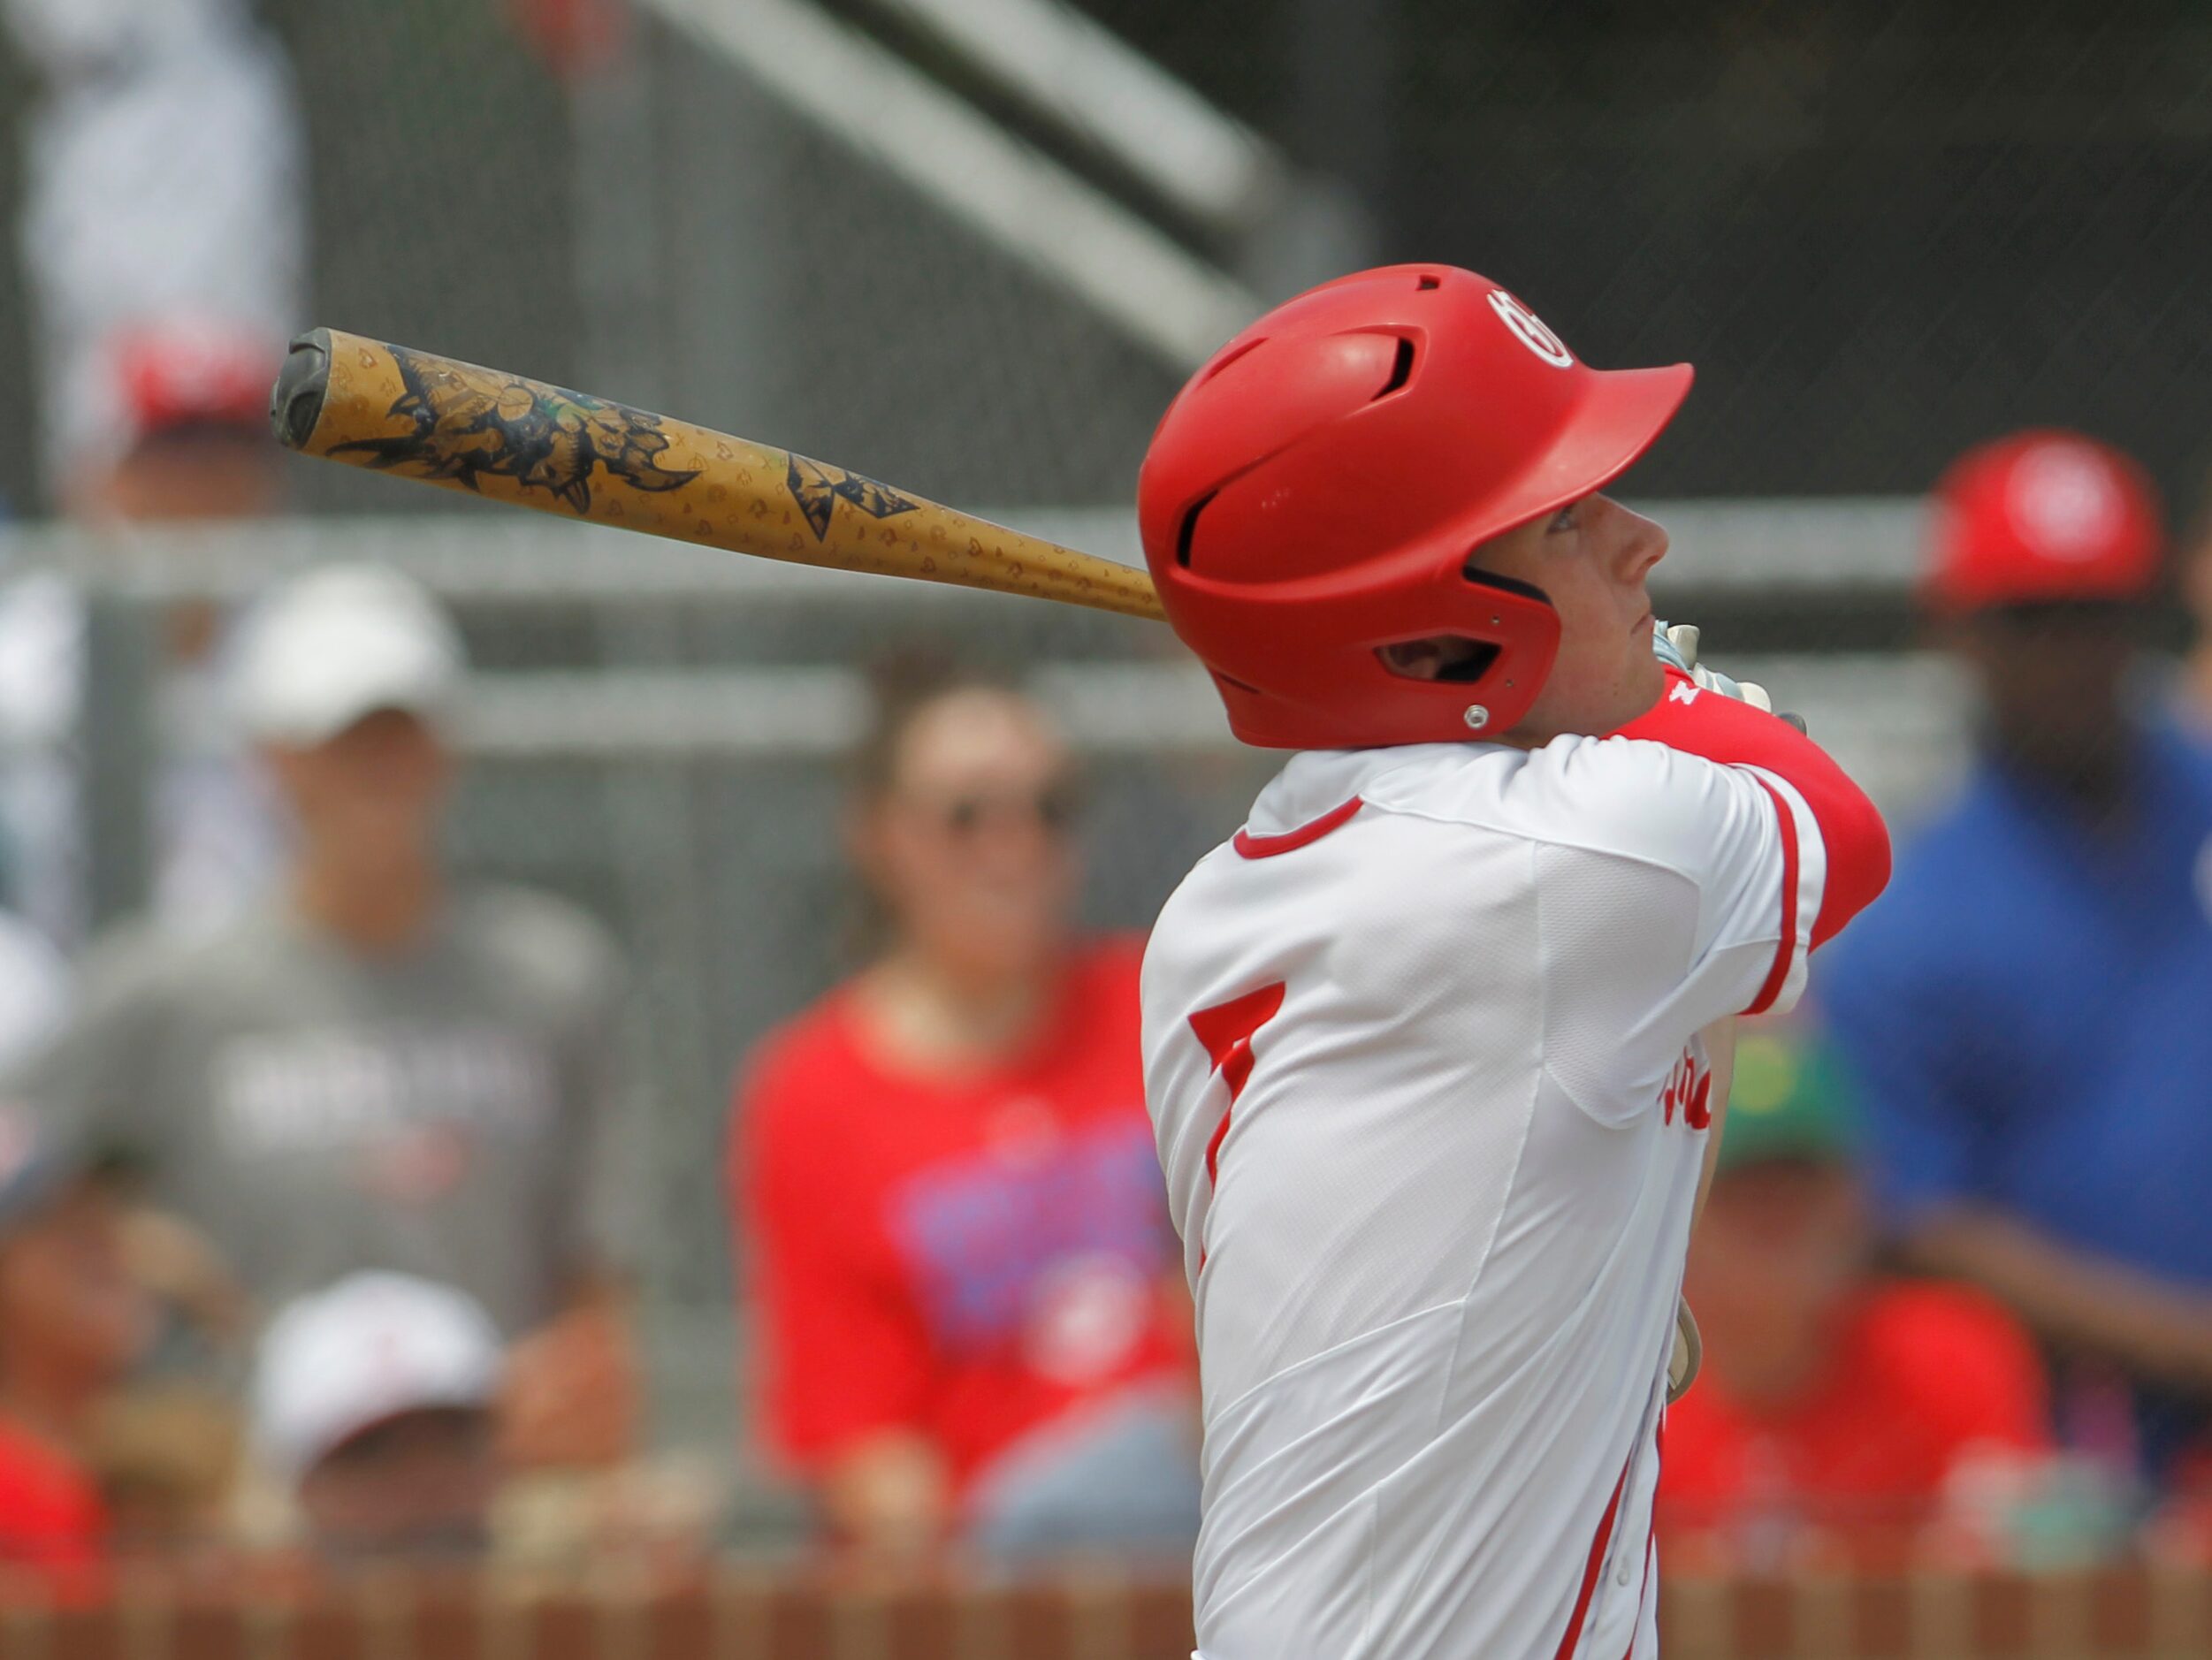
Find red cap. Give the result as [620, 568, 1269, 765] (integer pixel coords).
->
[1138, 265, 1690, 749]
[1926, 430, 2162, 613]
[111, 319, 276, 444]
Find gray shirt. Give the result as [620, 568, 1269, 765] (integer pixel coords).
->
[11, 887, 633, 1334]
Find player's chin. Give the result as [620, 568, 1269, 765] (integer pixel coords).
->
[1621, 649, 1666, 710]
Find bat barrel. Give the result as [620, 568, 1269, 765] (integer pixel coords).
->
[264, 328, 1169, 626]
[271, 329, 332, 453]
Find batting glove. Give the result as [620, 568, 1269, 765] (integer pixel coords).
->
[1651, 621, 1774, 712]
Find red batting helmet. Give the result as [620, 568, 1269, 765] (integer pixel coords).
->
[1137, 265, 1692, 749]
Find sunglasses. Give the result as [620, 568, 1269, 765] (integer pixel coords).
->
[904, 781, 1086, 837]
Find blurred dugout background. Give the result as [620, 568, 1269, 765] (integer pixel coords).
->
[0, 0, 2208, 1488]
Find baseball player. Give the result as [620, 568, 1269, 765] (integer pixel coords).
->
[1133, 266, 1893, 1658]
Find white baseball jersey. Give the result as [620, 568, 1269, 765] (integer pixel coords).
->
[1141, 730, 1826, 1660]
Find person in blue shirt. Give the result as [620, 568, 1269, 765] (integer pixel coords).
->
[1822, 429, 2212, 1490]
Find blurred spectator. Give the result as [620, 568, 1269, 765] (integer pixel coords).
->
[734, 661, 1198, 1561]
[252, 1274, 500, 1562]
[4, 0, 306, 944]
[4, 0, 302, 513]
[503, 0, 630, 81]
[8, 564, 639, 1470]
[1823, 430, 2212, 1493]
[0, 1108, 150, 1572]
[1661, 1026, 2048, 1565]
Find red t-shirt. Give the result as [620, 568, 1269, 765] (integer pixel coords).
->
[0, 1414, 104, 1574]
[1659, 1282, 2048, 1550]
[733, 940, 1190, 1496]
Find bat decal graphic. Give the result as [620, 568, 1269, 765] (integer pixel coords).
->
[330, 346, 700, 514]
[786, 454, 920, 541]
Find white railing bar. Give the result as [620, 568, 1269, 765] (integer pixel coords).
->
[869, 0, 1285, 231]
[638, 0, 1257, 369]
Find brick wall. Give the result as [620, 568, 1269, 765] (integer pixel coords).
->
[0, 1565, 2208, 1659]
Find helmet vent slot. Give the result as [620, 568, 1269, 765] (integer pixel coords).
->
[1415, 274, 1441, 291]
[1176, 491, 1217, 567]
[1199, 337, 1266, 384]
[1373, 338, 1415, 400]
[1461, 565, 1552, 606]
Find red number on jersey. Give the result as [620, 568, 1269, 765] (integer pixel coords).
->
[1189, 982, 1285, 1186]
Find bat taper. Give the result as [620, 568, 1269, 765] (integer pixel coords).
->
[270, 329, 1167, 623]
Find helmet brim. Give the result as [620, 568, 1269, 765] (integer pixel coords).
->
[1480, 362, 1695, 544]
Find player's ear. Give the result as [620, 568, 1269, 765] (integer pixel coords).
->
[1377, 636, 1499, 684]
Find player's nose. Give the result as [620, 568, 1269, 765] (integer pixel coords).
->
[1606, 499, 1669, 582]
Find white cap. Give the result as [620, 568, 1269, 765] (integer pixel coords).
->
[229, 564, 465, 747]
[251, 1273, 502, 1483]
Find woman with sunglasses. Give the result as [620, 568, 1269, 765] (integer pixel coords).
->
[731, 660, 1199, 1561]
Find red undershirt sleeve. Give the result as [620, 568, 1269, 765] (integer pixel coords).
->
[1613, 671, 1892, 948]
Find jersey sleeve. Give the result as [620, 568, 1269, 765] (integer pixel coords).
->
[1613, 672, 1892, 951]
[730, 1039, 934, 1471]
[1518, 709, 1870, 1128]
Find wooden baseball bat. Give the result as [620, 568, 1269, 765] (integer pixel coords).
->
[269, 329, 1166, 622]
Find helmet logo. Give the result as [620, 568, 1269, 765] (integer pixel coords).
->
[2007, 441, 2124, 561]
[1488, 292, 1574, 369]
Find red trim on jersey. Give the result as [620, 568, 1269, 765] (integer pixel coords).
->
[1620, 1411, 1667, 1657]
[1189, 982, 1286, 1275]
[1554, 1452, 1632, 1660]
[1611, 671, 1889, 948]
[1190, 983, 1286, 1187]
[1232, 796, 1363, 858]
[1203, 1111, 1234, 1188]
[1743, 778, 1801, 1016]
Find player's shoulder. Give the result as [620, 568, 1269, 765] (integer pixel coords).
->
[452, 884, 626, 1008]
[1844, 776, 2034, 958]
[72, 910, 238, 1011]
[1857, 1280, 2045, 1390]
[736, 982, 861, 1108]
[1360, 732, 1767, 878]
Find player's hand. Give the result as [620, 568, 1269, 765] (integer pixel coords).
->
[1652, 621, 1806, 731]
[1652, 621, 1771, 710]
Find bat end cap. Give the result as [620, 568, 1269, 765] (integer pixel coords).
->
[270, 329, 333, 452]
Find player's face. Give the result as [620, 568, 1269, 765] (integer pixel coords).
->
[1468, 493, 1670, 742]
[0, 1181, 151, 1397]
[267, 708, 455, 868]
[298, 1406, 497, 1559]
[1949, 603, 2140, 797]
[1682, 1161, 1867, 1404]
[854, 689, 1082, 987]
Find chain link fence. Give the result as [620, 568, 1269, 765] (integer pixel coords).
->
[1, 4, 2201, 517]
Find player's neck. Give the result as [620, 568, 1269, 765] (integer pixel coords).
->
[1985, 728, 2135, 826]
[293, 851, 443, 955]
[856, 951, 1056, 1077]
